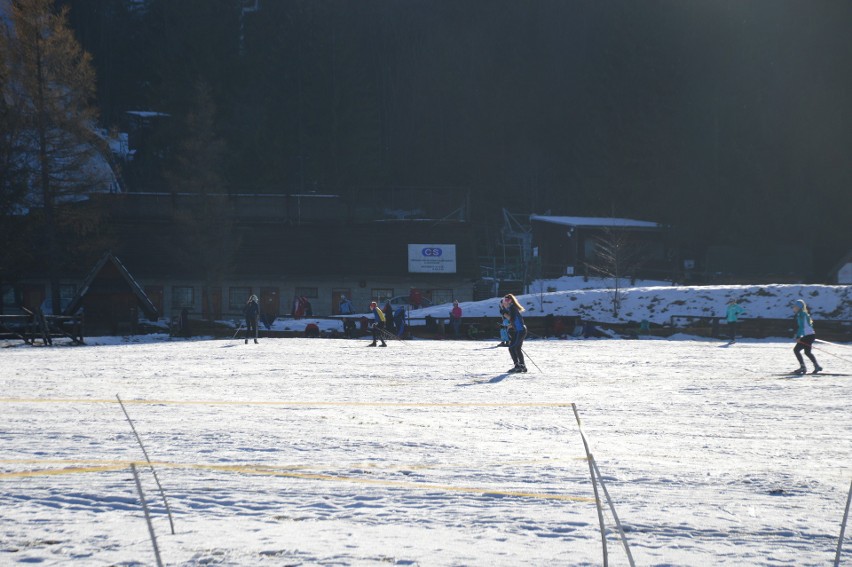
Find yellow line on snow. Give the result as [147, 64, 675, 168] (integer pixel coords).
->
[0, 398, 574, 408]
[0, 465, 128, 478]
[0, 460, 594, 503]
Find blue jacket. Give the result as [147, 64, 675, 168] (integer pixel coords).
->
[507, 304, 525, 332]
[726, 303, 745, 323]
[795, 310, 814, 338]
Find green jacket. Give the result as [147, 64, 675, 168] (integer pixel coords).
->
[725, 303, 745, 323]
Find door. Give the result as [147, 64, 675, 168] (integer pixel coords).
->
[21, 284, 45, 313]
[331, 288, 352, 315]
[201, 287, 222, 320]
[259, 287, 280, 324]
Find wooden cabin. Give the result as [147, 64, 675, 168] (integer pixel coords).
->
[63, 253, 159, 336]
[529, 215, 669, 280]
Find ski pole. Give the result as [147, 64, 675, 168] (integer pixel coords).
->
[798, 339, 852, 365]
[379, 325, 409, 345]
[232, 323, 243, 339]
[522, 348, 542, 373]
[816, 338, 852, 350]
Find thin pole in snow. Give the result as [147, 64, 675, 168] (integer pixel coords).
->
[130, 463, 164, 567]
[117, 395, 175, 535]
[591, 458, 636, 567]
[836, 479, 852, 567]
[572, 403, 608, 567]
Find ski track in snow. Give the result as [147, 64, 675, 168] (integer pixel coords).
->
[1, 337, 850, 566]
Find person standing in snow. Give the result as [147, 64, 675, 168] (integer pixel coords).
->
[243, 294, 260, 344]
[382, 300, 394, 333]
[292, 295, 304, 319]
[449, 300, 462, 337]
[393, 305, 407, 338]
[368, 301, 387, 347]
[501, 294, 527, 373]
[725, 299, 745, 343]
[409, 287, 422, 309]
[339, 294, 354, 315]
[792, 299, 822, 374]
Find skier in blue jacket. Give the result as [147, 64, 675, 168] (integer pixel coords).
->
[792, 299, 822, 374]
[501, 294, 527, 373]
[725, 299, 745, 343]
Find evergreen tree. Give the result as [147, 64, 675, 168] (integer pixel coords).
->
[0, 41, 33, 302]
[2, 0, 112, 313]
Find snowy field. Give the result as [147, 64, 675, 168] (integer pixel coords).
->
[2, 336, 851, 566]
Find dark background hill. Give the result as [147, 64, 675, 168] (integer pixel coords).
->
[62, 0, 852, 276]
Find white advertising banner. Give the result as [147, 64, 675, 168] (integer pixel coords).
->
[408, 244, 457, 273]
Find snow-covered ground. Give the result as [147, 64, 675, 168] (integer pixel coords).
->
[2, 336, 851, 565]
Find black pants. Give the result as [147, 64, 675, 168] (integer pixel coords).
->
[508, 326, 527, 367]
[794, 334, 818, 366]
[372, 322, 386, 345]
[246, 317, 258, 341]
[727, 321, 737, 341]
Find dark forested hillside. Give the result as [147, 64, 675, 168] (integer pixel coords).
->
[63, 0, 852, 274]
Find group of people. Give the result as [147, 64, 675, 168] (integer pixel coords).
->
[364, 299, 409, 346]
[363, 292, 528, 374]
[243, 291, 825, 375]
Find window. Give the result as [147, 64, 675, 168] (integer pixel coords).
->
[371, 288, 393, 303]
[2, 287, 15, 310]
[172, 286, 194, 309]
[430, 289, 453, 306]
[294, 287, 318, 298]
[229, 287, 251, 311]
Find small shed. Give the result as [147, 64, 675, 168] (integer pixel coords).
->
[63, 253, 159, 335]
[529, 215, 668, 279]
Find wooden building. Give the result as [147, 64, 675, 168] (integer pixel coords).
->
[63, 253, 159, 335]
[93, 191, 477, 322]
[529, 215, 670, 280]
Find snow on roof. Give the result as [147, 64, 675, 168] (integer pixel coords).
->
[530, 215, 661, 229]
[125, 110, 171, 118]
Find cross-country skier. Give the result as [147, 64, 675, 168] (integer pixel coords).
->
[792, 299, 822, 374]
[368, 301, 387, 347]
[244, 295, 260, 344]
[501, 294, 527, 372]
[725, 299, 745, 343]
